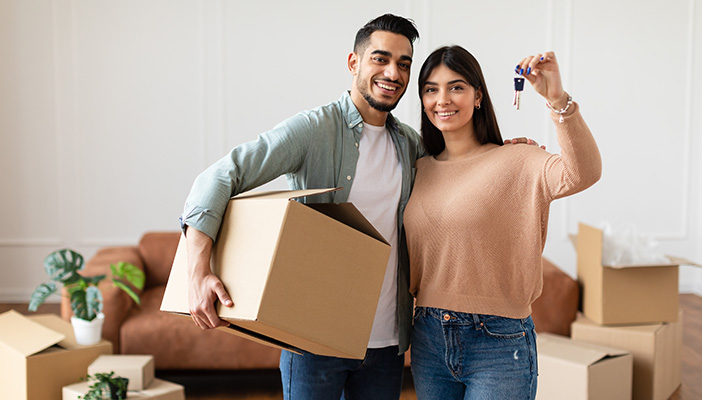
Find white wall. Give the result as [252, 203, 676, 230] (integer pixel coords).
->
[1, 0, 700, 302]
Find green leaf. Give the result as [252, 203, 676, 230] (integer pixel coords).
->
[84, 274, 106, 286]
[113, 279, 141, 305]
[66, 282, 86, 297]
[70, 286, 102, 321]
[71, 289, 88, 320]
[44, 249, 84, 283]
[111, 262, 145, 290]
[86, 286, 103, 319]
[61, 272, 83, 285]
[28, 282, 57, 311]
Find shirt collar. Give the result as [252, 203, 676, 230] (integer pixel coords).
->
[340, 91, 398, 132]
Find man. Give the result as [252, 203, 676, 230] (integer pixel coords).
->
[182, 14, 421, 400]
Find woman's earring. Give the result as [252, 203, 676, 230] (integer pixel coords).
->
[476, 103, 481, 110]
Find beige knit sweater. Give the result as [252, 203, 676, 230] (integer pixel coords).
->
[405, 103, 601, 319]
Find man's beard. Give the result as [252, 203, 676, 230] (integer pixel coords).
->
[357, 79, 403, 112]
[362, 92, 400, 112]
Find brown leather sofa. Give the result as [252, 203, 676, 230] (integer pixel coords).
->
[61, 232, 578, 370]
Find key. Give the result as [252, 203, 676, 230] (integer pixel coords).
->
[513, 75, 525, 110]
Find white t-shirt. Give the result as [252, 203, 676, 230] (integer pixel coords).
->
[347, 122, 402, 348]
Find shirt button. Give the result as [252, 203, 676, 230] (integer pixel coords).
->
[355, 142, 359, 148]
[443, 314, 450, 321]
[347, 175, 352, 181]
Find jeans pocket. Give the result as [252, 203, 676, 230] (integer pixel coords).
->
[413, 307, 426, 322]
[480, 316, 527, 340]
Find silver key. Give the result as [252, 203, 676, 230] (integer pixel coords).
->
[513, 76, 525, 110]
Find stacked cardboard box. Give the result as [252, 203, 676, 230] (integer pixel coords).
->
[62, 355, 184, 400]
[567, 222, 693, 400]
[536, 332, 633, 400]
[160, 188, 392, 360]
[0, 310, 112, 400]
[571, 313, 683, 400]
[88, 355, 155, 390]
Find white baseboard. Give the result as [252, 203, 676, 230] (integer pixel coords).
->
[0, 288, 61, 304]
[680, 267, 702, 296]
[680, 281, 702, 296]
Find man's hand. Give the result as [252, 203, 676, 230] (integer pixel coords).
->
[504, 137, 546, 150]
[185, 227, 233, 330]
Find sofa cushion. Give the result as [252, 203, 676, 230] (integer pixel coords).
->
[121, 286, 282, 370]
[139, 232, 181, 287]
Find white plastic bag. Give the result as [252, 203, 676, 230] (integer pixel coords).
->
[600, 222, 670, 266]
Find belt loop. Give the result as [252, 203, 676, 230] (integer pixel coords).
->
[472, 314, 481, 330]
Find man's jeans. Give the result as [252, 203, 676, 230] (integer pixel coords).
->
[410, 307, 538, 400]
[279, 346, 404, 400]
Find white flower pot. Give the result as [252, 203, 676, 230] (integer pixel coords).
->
[71, 313, 105, 345]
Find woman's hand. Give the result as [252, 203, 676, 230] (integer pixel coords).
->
[516, 51, 568, 109]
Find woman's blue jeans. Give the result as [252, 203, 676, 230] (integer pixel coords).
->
[279, 345, 404, 400]
[410, 307, 538, 400]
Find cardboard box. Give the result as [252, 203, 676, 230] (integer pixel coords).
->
[536, 332, 633, 400]
[0, 310, 113, 400]
[63, 378, 184, 400]
[576, 222, 699, 325]
[88, 355, 154, 390]
[571, 313, 683, 400]
[161, 188, 391, 359]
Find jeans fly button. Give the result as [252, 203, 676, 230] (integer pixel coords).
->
[443, 314, 450, 321]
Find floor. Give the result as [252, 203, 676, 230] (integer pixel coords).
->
[3, 293, 701, 399]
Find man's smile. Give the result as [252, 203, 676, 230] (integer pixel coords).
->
[375, 79, 401, 93]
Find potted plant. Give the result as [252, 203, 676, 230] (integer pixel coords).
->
[80, 371, 129, 400]
[28, 248, 145, 345]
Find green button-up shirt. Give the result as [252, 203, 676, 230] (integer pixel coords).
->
[181, 91, 425, 353]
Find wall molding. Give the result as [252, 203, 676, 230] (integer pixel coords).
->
[200, 0, 226, 168]
[561, 0, 695, 242]
[0, 239, 63, 247]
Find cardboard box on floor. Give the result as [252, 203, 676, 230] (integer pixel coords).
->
[0, 310, 112, 400]
[575, 222, 700, 325]
[536, 332, 633, 400]
[88, 355, 155, 391]
[62, 378, 184, 400]
[571, 312, 683, 400]
[160, 188, 391, 360]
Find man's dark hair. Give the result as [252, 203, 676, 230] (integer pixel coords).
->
[354, 14, 419, 54]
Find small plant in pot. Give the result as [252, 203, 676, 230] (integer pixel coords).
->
[80, 371, 130, 400]
[28, 248, 145, 345]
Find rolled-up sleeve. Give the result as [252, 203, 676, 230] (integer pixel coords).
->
[180, 115, 312, 241]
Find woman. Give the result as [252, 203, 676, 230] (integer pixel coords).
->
[404, 46, 601, 399]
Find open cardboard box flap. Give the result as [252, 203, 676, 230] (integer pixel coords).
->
[234, 187, 387, 244]
[0, 310, 65, 357]
[538, 332, 630, 366]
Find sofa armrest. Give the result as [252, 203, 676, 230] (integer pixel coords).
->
[61, 245, 144, 353]
[532, 257, 579, 336]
